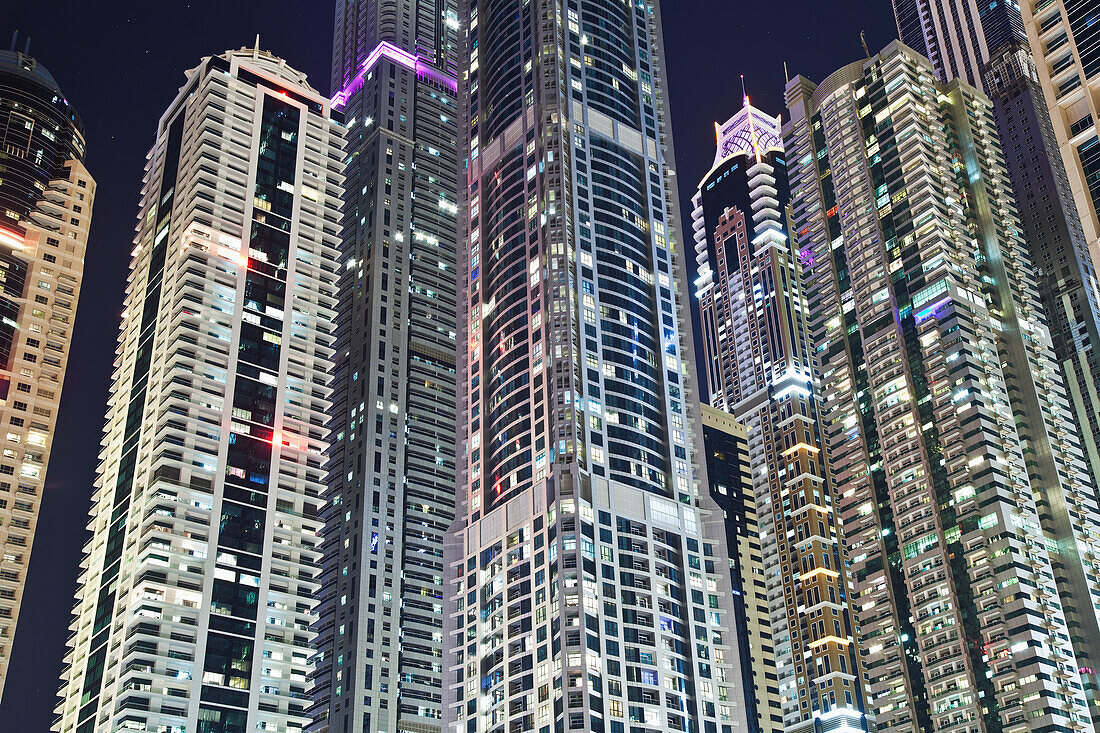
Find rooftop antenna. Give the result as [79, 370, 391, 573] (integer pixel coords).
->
[783, 61, 790, 85]
[254, 34, 261, 59]
[23, 36, 30, 55]
[860, 30, 871, 59]
[9, 31, 17, 52]
[740, 74, 748, 106]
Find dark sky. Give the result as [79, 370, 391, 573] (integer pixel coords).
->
[0, 1, 894, 729]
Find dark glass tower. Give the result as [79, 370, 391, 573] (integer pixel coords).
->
[1019, 0, 1100, 507]
[699, 405, 781, 733]
[890, 0, 1026, 86]
[310, 2, 459, 733]
[0, 47, 85, 231]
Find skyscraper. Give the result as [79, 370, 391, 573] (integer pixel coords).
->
[1021, 0, 1100, 275]
[888, 0, 1026, 88]
[786, 40, 1100, 732]
[698, 405, 781, 733]
[0, 42, 93, 704]
[443, 2, 750, 733]
[893, 0, 1100, 524]
[310, 2, 459, 732]
[55, 46, 344, 733]
[1019, 0, 1100, 490]
[691, 102, 871, 733]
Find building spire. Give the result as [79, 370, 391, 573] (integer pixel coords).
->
[741, 76, 762, 163]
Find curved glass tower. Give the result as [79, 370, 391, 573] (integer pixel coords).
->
[445, 2, 750, 733]
[0, 45, 93, 703]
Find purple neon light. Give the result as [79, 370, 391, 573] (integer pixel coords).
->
[915, 295, 952, 323]
[332, 41, 457, 108]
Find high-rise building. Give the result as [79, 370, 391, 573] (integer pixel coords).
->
[889, 0, 1026, 89]
[691, 101, 871, 733]
[1020, 0, 1100, 488]
[0, 42, 93, 704]
[443, 2, 751, 733]
[698, 405, 781, 733]
[1021, 0, 1100, 276]
[893, 0, 1100, 527]
[309, 2, 459, 732]
[786, 40, 1100, 733]
[55, 46, 344, 733]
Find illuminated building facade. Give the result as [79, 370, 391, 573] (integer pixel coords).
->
[692, 101, 870, 733]
[889, 0, 1025, 89]
[894, 0, 1100, 526]
[310, 1, 459, 731]
[1020, 0, 1100, 494]
[0, 44, 93, 703]
[1021, 0, 1100, 278]
[444, 1, 750, 733]
[698, 405, 781, 733]
[786, 40, 1100, 733]
[55, 47, 344, 733]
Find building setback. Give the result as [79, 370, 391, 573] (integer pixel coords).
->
[444, 1, 751, 732]
[310, 1, 459, 731]
[786, 40, 1100, 733]
[0, 44, 93, 703]
[698, 405, 782, 733]
[55, 47, 344, 733]
[691, 101, 870, 733]
[894, 0, 1100, 555]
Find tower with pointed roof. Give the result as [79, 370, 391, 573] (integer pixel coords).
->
[691, 100, 872, 733]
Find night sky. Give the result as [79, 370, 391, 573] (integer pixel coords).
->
[0, 1, 894, 728]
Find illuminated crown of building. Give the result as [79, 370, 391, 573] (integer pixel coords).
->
[713, 99, 783, 166]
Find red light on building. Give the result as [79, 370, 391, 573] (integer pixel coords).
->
[0, 228, 26, 249]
